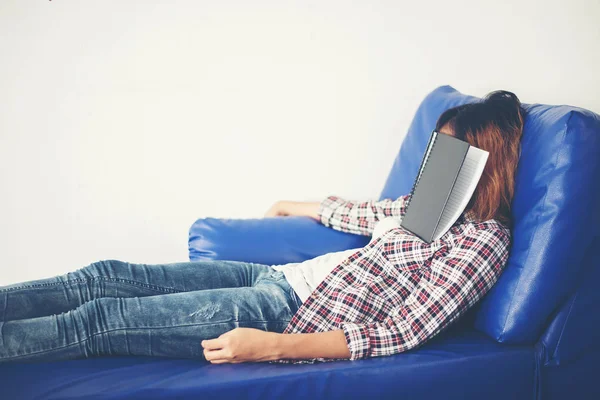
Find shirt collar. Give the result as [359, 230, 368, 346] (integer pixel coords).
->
[461, 209, 478, 223]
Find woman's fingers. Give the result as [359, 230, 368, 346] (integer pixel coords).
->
[204, 348, 227, 361]
[201, 338, 224, 350]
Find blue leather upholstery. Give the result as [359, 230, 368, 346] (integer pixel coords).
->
[1, 319, 535, 400]
[476, 104, 600, 344]
[189, 216, 369, 265]
[539, 345, 600, 400]
[538, 234, 600, 366]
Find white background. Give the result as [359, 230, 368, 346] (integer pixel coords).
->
[1, 0, 598, 285]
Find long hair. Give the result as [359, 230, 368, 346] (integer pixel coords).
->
[435, 90, 525, 229]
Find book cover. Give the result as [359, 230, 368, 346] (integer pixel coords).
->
[400, 131, 489, 243]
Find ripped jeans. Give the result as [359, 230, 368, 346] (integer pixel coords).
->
[0, 259, 303, 364]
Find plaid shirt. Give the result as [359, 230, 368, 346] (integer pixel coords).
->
[269, 194, 511, 365]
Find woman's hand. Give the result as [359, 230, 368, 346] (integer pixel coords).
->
[264, 200, 320, 220]
[201, 327, 283, 364]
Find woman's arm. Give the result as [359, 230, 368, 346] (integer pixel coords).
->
[200, 327, 349, 363]
[317, 195, 409, 236]
[265, 195, 410, 236]
[276, 330, 351, 360]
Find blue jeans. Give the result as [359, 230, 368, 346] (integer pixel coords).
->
[0, 259, 303, 364]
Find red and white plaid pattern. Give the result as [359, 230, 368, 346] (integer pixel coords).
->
[269, 194, 511, 364]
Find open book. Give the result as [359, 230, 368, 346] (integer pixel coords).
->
[400, 130, 489, 243]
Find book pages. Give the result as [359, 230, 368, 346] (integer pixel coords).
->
[433, 146, 489, 240]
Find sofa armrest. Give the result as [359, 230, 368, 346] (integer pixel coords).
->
[188, 216, 370, 265]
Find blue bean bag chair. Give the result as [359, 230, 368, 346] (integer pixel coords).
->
[3, 85, 599, 400]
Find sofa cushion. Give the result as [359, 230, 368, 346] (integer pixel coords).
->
[189, 216, 370, 265]
[0, 322, 535, 400]
[380, 85, 600, 344]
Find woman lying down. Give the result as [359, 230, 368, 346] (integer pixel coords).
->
[0, 90, 524, 365]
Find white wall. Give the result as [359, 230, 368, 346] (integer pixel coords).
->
[1, 0, 598, 285]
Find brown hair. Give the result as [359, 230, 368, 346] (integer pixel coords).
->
[435, 91, 525, 229]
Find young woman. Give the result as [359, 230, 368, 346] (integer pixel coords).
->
[0, 90, 524, 365]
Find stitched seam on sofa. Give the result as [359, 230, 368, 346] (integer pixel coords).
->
[2, 321, 294, 360]
[497, 110, 572, 341]
[549, 289, 579, 365]
[0, 277, 184, 294]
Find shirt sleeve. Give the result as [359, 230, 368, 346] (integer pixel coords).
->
[317, 195, 410, 236]
[339, 226, 511, 360]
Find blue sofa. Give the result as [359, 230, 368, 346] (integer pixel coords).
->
[2, 86, 599, 400]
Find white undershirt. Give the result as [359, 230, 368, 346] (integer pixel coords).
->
[271, 217, 402, 304]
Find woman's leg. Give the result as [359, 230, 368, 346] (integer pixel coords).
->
[0, 259, 276, 322]
[0, 269, 302, 364]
